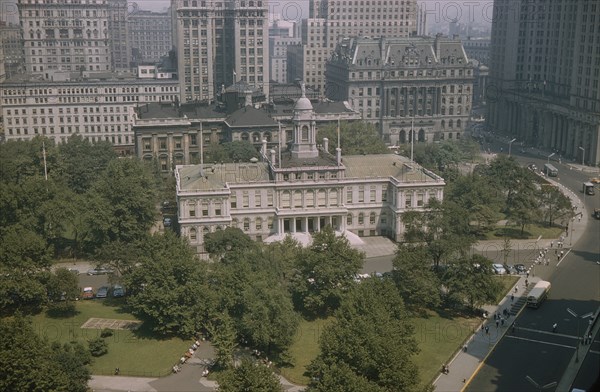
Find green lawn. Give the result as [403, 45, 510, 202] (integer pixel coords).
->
[281, 276, 519, 388]
[279, 317, 334, 385]
[483, 223, 563, 240]
[31, 300, 189, 377]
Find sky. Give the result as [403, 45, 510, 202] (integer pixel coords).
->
[1, 0, 492, 30]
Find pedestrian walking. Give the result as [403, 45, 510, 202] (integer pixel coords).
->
[511, 294, 514, 302]
[552, 323, 558, 333]
[551, 241, 554, 248]
[501, 318, 505, 327]
[512, 322, 516, 333]
[588, 333, 592, 345]
[514, 286, 518, 293]
[526, 271, 530, 278]
[525, 279, 529, 286]
[485, 326, 489, 335]
[496, 320, 499, 328]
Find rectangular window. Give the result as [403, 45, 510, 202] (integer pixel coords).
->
[267, 191, 273, 207]
[417, 193, 425, 207]
[358, 186, 365, 203]
[215, 207, 221, 216]
[255, 191, 262, 208]
[231, 194, 237, 208]
[242, 192, 249, 208]
[370, 213, 376, 224]
[190, 209, 196, 217]
[370, 188, 376, 202]
[346, 189, 353, 203]
[268, 217, 273, 230]
[202, 202, 208, 216]
[294, 191, 302, 208]
[382, 186, 388, 202]
[405, 193, 412, 208]
[306, 191, 315, 207]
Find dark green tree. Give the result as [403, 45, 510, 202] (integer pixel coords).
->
[204, 227, 257, 261]
[307, 279, 420, 392]
[290, 226, 364, 317]
[538, 183, 572, 226]
[55, 135, 117, 193]
[317, 121, 388, 155]
[85, 158, 158, 246]
[50, 341, 91, 392]
[123, 232, 216, 336]
[207, 313, 238, 370]
[392, 244, 441, 313]
[306, 361, 383, 392]
[0, 315, 89, 392]
[46, 268, 80, 314]
[217, 359, 283, 392]
[442, 254, 502, 310]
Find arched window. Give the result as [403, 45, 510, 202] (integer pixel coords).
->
[232, 219, 239, 228]
[381, 212, 388, 224]
[243, 218, 250, 231]
[449, 106, 454, 115]
[369, 212, 376, 224]
[457, 119, 462, 128]
[189, 228, 197, 240]
[347, 214, 353, 225]
[264, 131, 272, 142]
[241, 132, 249, 141]
[449, 119, 454, 128]
[358, 213, 364, 225]
[202, 226, 209, 236]
[256, 217, 262, 230]
[329, 189, 338, 206]
[301, 125, 309, 141]
[399, 130, 406, 143]
[441, 120, 446, 129]
[252, 132, 261, 143]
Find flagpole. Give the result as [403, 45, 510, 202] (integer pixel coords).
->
[278, 121, 282, 169]
[42, 141, 48, 181]
[410, 116, 414, 163]
[337, 117, 341, 149]
[200, 122, 204, 166]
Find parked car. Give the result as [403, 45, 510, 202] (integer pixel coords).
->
[515, 264, 527, 274]
[503, 264, 518, 275]
[96, 286, 109, 298]
[491, 263, 507, 275]
[67, 268, 80, 275]
[87, 267, 114, 276]
[82, 287, 94, 300]
[112, 285, 125, 298]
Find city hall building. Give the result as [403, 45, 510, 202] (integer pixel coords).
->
[176, 86, 445, 257]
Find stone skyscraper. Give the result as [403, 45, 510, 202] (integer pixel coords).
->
[288, 0, 417, 96]
[488, 0, 600, 165]
[171, 0, 269, 104]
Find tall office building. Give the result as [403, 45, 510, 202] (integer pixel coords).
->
[288, 0, 417, 95]
[128, 10, 173, 65]
[488, 0, 600, 165]
[18, 0, 112, 78]
[171, 0, 269, 104]
[107, 0, 131, 71]
[1, 22, 25, 78]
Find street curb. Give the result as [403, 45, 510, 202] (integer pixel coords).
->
[459, 280, 530, 392]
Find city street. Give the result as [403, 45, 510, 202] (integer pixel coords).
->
[465, 139, 600, 391]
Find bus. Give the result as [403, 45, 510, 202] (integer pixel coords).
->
[527, 281, 551, 308]
[583, 182, 595, 196]
[544, 163, 558, 177]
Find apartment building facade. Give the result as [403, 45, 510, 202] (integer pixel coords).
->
[288, 0, 417, 96]
[1, 75, 179, 154]
[128, 10, 172, 65]
[171, 0, 269, 104]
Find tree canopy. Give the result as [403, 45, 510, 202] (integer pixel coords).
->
[307, 279, 420, 392]
[217, 359, 283, 392]
[290, 226, 364, 317]
[317, 121, 388, 155]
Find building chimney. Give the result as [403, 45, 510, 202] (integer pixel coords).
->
[262, 139, 268, 156]
[336, 147, 342, 166]
[323, 137, 329, 153]
[244, 90, 253, 107]
[270, 149, 276, 164]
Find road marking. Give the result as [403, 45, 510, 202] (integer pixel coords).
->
[517, 327, 580, 340]
[506, 335, 576, 350]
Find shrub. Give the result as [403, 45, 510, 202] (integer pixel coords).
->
[88, 337, 108, 357]
[100, 328, 113, 338]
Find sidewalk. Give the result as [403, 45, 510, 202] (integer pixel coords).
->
[432, 170, 590, 392]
